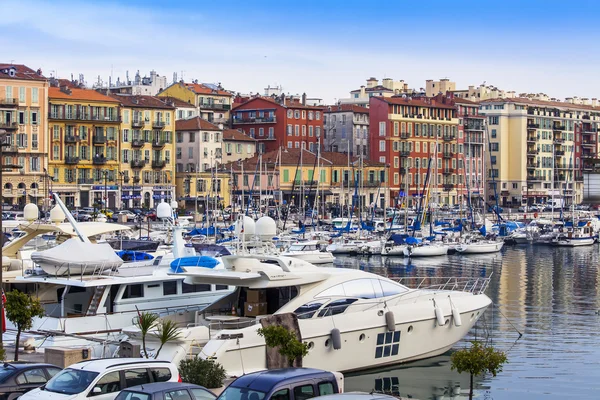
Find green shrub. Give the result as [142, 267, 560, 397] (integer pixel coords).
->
[179, 358, 227, 389]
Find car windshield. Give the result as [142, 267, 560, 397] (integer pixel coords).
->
[0, 366, 15, 383]
[217, 387, 266, 400]
[44, 368, 99, 395]
[115, 391, 152, 400]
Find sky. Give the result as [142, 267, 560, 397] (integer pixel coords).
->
[1, 0, 599, 103]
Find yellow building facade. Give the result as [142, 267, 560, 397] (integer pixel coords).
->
[0, 64, 49, 208]
[48, 86, 121, 208]
[111, 94, 175, 209]
[158, 82, 232, 124]
[176, 170, 231, 211]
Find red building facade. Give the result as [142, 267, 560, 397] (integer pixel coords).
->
[369, 95, 462, 206]
[232, 97, 324, 154]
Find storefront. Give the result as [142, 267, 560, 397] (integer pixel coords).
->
[121, 186, 143, 209]
[151, 185, 173, 208]
[91, 185, 118, 209]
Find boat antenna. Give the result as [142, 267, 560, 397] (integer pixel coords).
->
[53, 193, 91, 243]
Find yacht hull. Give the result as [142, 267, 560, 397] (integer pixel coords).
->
[403, 245, 449, 257]
[455, 241, 504, 254]
[200, 293, 491, 376]
[381, 246, 407, 256]
[554, 238, 595, 247]
[281, 252, 336, 264]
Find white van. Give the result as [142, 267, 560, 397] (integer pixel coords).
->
[21, 359, 179, 400]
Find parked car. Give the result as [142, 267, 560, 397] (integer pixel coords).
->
[314, 394, 397, 400]
[0, 362, 62, 400]
[74, 211, 93, 222]
[146, 210, 157, 221]
[115, 382, 215, 400]
[21, 359, 179, 400]
[217, 368, 343, 400]
[112, 210, 137, 222]
[518, 205, 539, 213]
[100, 209, 114, 218]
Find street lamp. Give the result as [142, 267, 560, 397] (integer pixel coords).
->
[102, 169, 109, 211]
[118, 171, 125, 210]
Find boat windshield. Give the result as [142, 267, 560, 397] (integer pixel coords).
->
[44, 368, 99, 395]
[288, 244, 305, 251]
[217, 386, 266, 400]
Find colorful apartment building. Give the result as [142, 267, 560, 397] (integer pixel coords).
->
[231, 96, 325, 154]
[222, 128, 256, 164]
[323, 104, 369, 157]
[110, 94, 175, 208]
[480, 97, 593, 206]
[48, 86, 121, 208]
[176, 169, 231, 212]
[223, 148, 386, 210]
[157, 81, 232, 123]
[369, 95, 461, 207]
[175, 117, 225, 174]
[0, 64, 49, 207]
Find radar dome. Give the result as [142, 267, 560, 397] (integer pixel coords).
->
[255, 216, 277, 240]
[170, 201, 178, 210]
[23, 203, 39, 221]
[49, 206, 65, 223]
[156, 202, 173, 219]
[235, 215, 255, 236]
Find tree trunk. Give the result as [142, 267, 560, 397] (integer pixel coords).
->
[142, 334, 148, 358]
[154, 343, 164, 359]
[14, 328, 20, 361]
[469, 373, 474, 400]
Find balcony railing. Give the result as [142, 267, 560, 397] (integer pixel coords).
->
[582, 141, 597, 147]
[77, 178, 94, 184]
[232, 116, 277, 124]
[527, 176, 543, 182]
[2, 144, 18, 154]
[465, 122, 484, 131]
[400, 151, 411, 157]
[527, 123, 539, 129]
[556, 164, 573, 170]
[553, 125, 565, 131]
[442, 152, 454, 158]
[152, 120, 166, 129]
[93, 156, 107, 165]
[48, 111, 121, 122]
[152, 139, 165, 148]
[527, 135, 538, 142]
[443, 183, 454, 191]
[64, 135, 79, 143]
[555, 150, 565, 156]
[0, 122, 17, 130]
[199, 103, 231, 111]
[132, 119, 144, 128]
[130, 160, 145, 168]
[527, 148, 538, 155]
[65, 156, 79, 165]
[133, 176, 141, 183]
[443, 135, 455, 142]
[553, 138, 565, 144]
[93, 135, 107, 144]
[526, 162, 539, 169]
[131, 139, 145, 147]
[0, 98, 18, 107]
[442, 168, 455, 175]
[400, 132, 410, 139]
[152, 160, 166, 169]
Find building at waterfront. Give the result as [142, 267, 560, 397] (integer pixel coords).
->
[175, 117, 225, 176]
[369, 95, 462, 207]
[111, 94, 175, 209]
[48, 85, 121, 208]
[223, 148, 387, 210]
[480, 96, 595, 206]
[222, 128, 256, 164]
[176, 168, 231, 212]
[158, 81, 232, 123]
[0, 64, 49, 208]
[231, 96, 324, 154]
[323, 104, 369, 157]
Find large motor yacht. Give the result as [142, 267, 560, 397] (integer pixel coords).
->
[174, 253, 492, 376]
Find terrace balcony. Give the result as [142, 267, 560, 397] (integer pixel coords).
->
[400, 151, 411, 157]
[0, 121, 17, 130]
[152, 120, 166, 129]
[527, 123, 540, 130]
[130, 160, 145, 169]
[77, 178, 94, 184]
[92, 156, 107, 165]
[526, 161, 539, 170]
[553, 125, 565, 131]
[65, 156, 79, 165]
[527, 148, 539, 156]
[152, 139, 165, 149]
[443, 183, 454, 191]
[527, 175, 543, 182]
[131, 138, 145, 148]
[232, 116, 277, 124]
[555, 150, 565, 156]
[132, 119, 144, 128]
[152, 160, 166, 169]
[199, 103, 231, 111]
[442, 152, 454, 159]
[400, 132, 410, 139]
[443, 135, 455, 142]
[93, 135, 106, 144]
[527, 134, 538, 142]
[442, 168, 455, 175]
[0, 98, 18, 107]
[64, 135, 80, 143]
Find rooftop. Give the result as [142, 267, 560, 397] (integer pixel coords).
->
[233, 96, 325, 111]
[324, 104, 369, 114]
[0, 64, 46, 81]
[481, 97, 600, 112]
[160, 96, 195, 108]
[49, 87, 120, 103]
[183, 82, 232, 97]
[109, 94, 174, 109]
[222, 129, 255, 142]
[175, 116, 221, 131]
[374, 96, 456, 110]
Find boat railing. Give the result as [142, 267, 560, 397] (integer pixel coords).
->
[391, 274, 492, 295]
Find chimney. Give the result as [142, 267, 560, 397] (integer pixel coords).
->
[301, 92, 307, 106]
[593, 98, 598, 107]
[36, 68, 42, 76]
[360, 85, 366, 97]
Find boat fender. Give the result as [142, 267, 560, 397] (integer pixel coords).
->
[385, 311, 396, 331]
[451, 304, 462, 327]
[434, 303, 445, 326]
[331, 328, 342, 350]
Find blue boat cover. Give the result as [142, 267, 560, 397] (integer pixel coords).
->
[116, 250, 154, 261]
[170, 256, 219, 273]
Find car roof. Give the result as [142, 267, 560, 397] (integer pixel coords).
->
[0, 362, 59, 370]
[70, 358, 173, 373]
[230, 368, 333, 392]
[125, 382, 205, 393]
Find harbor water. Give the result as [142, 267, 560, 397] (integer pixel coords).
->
[334, 245, 600, 399]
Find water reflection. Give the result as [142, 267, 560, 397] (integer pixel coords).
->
[334, 245, 600, 400]
[344, 353, 486, 400]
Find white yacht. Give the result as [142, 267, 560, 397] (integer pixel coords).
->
[176, 254, 492, 376]
[281, 241, 335, 264]
[553, 224, 595, 247]
[455, 235, 504, 254]
[403, 242, 449, 257]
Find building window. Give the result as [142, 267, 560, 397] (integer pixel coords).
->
[489, 116, 499, 125]
[491, 129, 497, 138]
[379, 122, 386, 136]
[287, 110, 293, 118]
[379, 140, 385, 151]
[294, 110, 300, 119]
